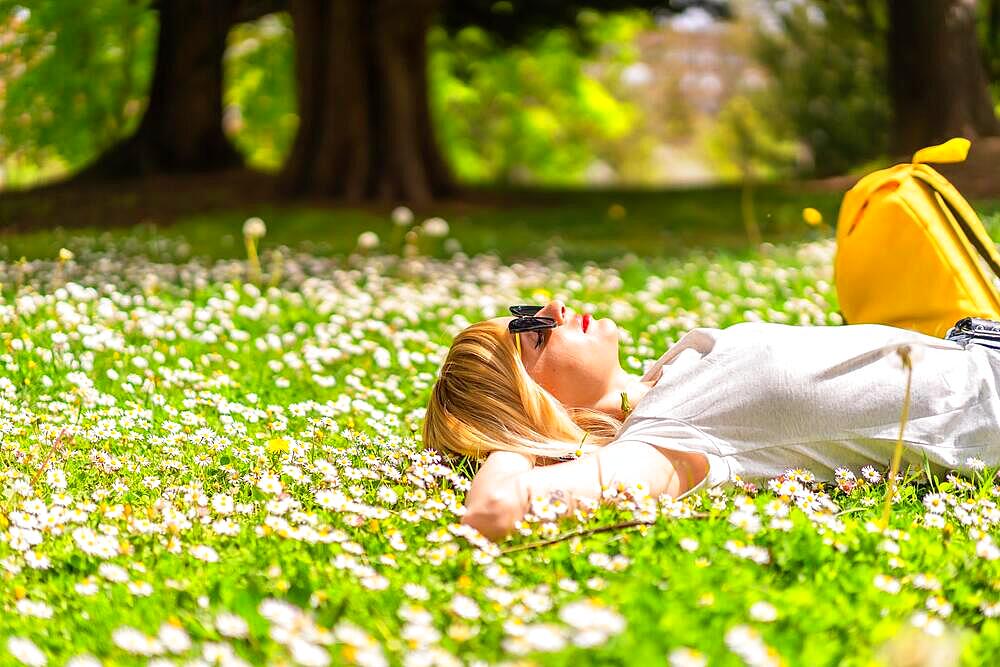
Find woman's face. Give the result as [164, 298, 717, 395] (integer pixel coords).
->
[492, 299, 622, 408]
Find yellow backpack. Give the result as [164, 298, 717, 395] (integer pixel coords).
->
[834, 138, 1000, 338]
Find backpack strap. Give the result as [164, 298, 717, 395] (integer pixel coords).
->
[912, 165, 1000, 280]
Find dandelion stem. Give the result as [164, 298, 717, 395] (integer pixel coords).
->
[28, 428, 69, 490]
[1, 428, 69, 526]
[245, 236, 261, 285]
[879, 347, 913, 529]
[500, 513, 709, 555]
[501, 519, 654, 554]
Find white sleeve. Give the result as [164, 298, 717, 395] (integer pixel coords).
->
[614, 416, 731, 497]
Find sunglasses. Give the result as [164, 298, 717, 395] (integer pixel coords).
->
[508, 305, 557, 356]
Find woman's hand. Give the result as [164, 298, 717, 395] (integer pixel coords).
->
[461, 473, 529, 542]
[461, 450, 534, 541]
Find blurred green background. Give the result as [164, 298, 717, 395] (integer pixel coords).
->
[1, 0, 999, 255]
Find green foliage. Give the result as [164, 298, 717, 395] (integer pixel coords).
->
[0, 2, 660, 188]
[748, 0, 891, 177]
[430, 12, 652, 184]
[440, 0, 729, 45]
[222, 9, 661, 183]
[0, 2, 298, 180]
[0, 1, 156, 187]
[223, 13, 297, 172]
[704, 94, 800, 181]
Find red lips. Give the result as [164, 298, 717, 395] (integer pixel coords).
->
[582, 313, 591, 333]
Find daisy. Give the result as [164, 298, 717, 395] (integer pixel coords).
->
[861, 466, 882, 484]
[450, 595, 481, 620]
[74, 578, 99, 596]
[215, 612, 250, 639]
[157, 623, 191, 654]
[873, 574, 901, 595]
[668, 647, 707, 667]
[749, 601, 778, 622]
[24, 551, 51, 570]
[6, 637, 46, 667]
[16, 599, 54, 619]
[189, 545, 220, 563]
[922, 493, 948, 514]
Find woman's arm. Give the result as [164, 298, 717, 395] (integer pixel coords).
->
[464, 450, 536, 508]
[462, 440, 706, 541]
[461, 450, 536, 540]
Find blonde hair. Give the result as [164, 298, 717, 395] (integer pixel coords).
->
[423, 319, 623, 463]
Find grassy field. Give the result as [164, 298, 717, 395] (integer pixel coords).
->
[4, 183, 997, 263]
[0, 185, 861, 264]
[1, 190, 1000, 666]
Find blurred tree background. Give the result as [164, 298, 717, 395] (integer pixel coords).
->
[0, 0, 998, 207]
[742, 0, 891, 178]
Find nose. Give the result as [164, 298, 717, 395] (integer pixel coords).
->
[543, 300, 567, 324]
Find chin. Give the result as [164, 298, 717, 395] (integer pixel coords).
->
[597, 317, 618, 335]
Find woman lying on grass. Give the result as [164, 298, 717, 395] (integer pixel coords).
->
[423, 300, 1000, 541]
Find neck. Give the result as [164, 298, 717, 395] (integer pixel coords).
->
[591, 368, 654, 420]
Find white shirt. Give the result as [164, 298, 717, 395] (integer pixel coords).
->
[614, 323, 1000, 495]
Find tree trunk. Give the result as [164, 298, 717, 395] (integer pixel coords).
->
[987, 0, 1000, 79]
[279, 0, 454, 204]
[77, 0, 242, 180]
[888, 0, 1000, 156]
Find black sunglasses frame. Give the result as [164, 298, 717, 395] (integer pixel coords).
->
[508, 305, 557, 334]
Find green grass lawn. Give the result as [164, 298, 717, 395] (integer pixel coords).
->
[1, 189, 1000, 666]
[0, 185, 860, 264]
[4, 183, 997, 264]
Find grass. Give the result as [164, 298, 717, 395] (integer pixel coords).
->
[0, 189, 999, 666]
[1, 184, 857, 264]
[4, 183, 997, 264]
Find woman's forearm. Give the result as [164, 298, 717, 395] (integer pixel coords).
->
[463, 441, 699, 542]
[519, 440, 687, 513]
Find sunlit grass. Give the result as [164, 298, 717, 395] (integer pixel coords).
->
[0, 185, 854, 264]
[0, 204, 999, 666]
